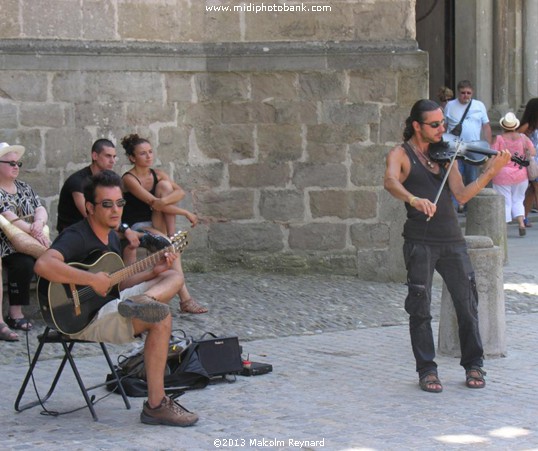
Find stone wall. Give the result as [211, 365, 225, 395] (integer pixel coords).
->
[0, 1, 427, 281]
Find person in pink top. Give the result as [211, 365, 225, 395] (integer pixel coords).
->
[491, 112, 536, 236]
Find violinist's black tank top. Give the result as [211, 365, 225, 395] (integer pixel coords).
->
[402, 142, 464, 245]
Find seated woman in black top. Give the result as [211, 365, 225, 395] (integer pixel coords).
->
[120, 134, 207, 314]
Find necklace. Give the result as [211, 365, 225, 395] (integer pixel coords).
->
[409, 140, 435, 169]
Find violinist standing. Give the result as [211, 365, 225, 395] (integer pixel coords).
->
[384, 99, 510, 394]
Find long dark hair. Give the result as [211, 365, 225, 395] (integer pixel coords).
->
[520, 98, 538, 133]
[403, 99, 441, 141]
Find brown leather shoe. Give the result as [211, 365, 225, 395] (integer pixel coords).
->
[118, 294, 169, 323]
[140, 396, 199, 427]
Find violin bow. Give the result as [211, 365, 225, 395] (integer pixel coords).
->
[426, 138, 463, 222]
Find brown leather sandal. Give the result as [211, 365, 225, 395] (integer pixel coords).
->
[0, 322, 19, 341]
[419, 372, 443, 393]
[465, 367, 486, 389]
[179, 298, 208, 314]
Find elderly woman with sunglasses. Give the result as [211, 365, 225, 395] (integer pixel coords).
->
[120, 134, 207, 314]
[0, 143, 50, 340]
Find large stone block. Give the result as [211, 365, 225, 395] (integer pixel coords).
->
[221, 102, 251, 124]
[321, 101, 380, 126]
[288, 223, 347, 251]
[194, 189, 255, 220]
[44, 128, 93, 166]
[74, 102, 126, 130]
[22, 0, 82, 39]
[356, 248, 397, 281]
[298, 72, 346, 100]
[0, 72, 48, 102]
[310, 190, 377, 220]
[348, 72, 398, 103]
[259, 189, 305, 221]
[165, 74, 194, 102]
[349, 144, 389, 186]
[53, 72, 162, 103]
[379, 105, 412, 144]
[229, 163, 289, 188]
[352, 0, 411, 41]
[251, 73, 298, 101]
[350, 222, 390, 248]
[209, 222, 284, 252]
[118, 3, 182, 42]
[0, 0, 19, 38]
[264, 100, 318, 125]
[292, 164, 347, 189]
[257, 124, 302, 162]
[243, 2, 355, 41]
[0, 103, 18, 128]
[126, 102, 176, 126]
[306, 143, 347, 164]
[82, 0, 116, 40]
[194, 125, 254, 162]
[306, 124, 366, 145]
[19, 171, 57, 198]
[195, 73, 249, 102]
[176, 163, 225, 190]
[184, 103, 222, 126]
[14, 128, 42, 169]
[158, 126, 189, 165]
[20, 103, 65, 128]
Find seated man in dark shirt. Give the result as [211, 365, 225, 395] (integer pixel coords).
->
[56, 139, 167, 252]
[35, 170, 198, 427]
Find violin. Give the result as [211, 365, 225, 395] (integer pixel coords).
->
[428, 134, 529, 168]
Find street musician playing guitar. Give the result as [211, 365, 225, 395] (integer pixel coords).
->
[34, 170, 199, 427]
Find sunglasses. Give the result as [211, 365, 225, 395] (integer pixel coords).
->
[459, 91, 472, 95]
[93, 198, 127, 208]
[0, 160, 22, 167]
[420, 119, 445, 129]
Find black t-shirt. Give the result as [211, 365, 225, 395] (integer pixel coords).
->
[52, 219, 121, 264]
[57, 166, 93, 232]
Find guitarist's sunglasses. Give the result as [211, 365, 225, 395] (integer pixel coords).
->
[94, 199, 127, 208]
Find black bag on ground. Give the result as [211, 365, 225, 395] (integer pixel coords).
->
[195, 332, 243, 378]
[106, 335, 209, 397]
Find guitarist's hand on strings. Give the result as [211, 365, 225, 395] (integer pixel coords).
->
[91, 271, 112, 297]
[153, 251, 178, 276]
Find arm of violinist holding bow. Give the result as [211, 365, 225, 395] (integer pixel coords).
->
[384, 144, 437, 218]
[447, 147, 511, 205]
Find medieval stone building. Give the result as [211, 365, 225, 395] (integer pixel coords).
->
[0, 1, 531, 281]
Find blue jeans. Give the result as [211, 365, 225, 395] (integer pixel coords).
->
[458, 160, 480, 186]
[403, 241, 484, 378]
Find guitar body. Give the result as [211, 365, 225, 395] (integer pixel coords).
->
[37, 231, 188, 335]
[38, 252, 124, 335]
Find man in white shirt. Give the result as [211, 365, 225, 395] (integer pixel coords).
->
[444, 80, 492, 210]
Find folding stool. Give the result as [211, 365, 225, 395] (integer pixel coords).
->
[14, 326, 131, 421]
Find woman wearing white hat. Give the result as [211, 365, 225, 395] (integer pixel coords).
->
[491, 113, 536, 236]
[0, 142, 50, 340]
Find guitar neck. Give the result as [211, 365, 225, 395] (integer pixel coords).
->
[109, 239, 185, 286]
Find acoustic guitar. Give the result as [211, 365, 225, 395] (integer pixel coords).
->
[37, 231, 188, 335]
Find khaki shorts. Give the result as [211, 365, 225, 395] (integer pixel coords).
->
[69, 282, 151, 344]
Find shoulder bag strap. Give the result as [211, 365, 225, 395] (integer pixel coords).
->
[457, 99, 472, 128]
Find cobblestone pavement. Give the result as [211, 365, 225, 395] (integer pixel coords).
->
[1, 222, 538, 450]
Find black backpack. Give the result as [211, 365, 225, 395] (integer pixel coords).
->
[106, 335, 210, 397]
